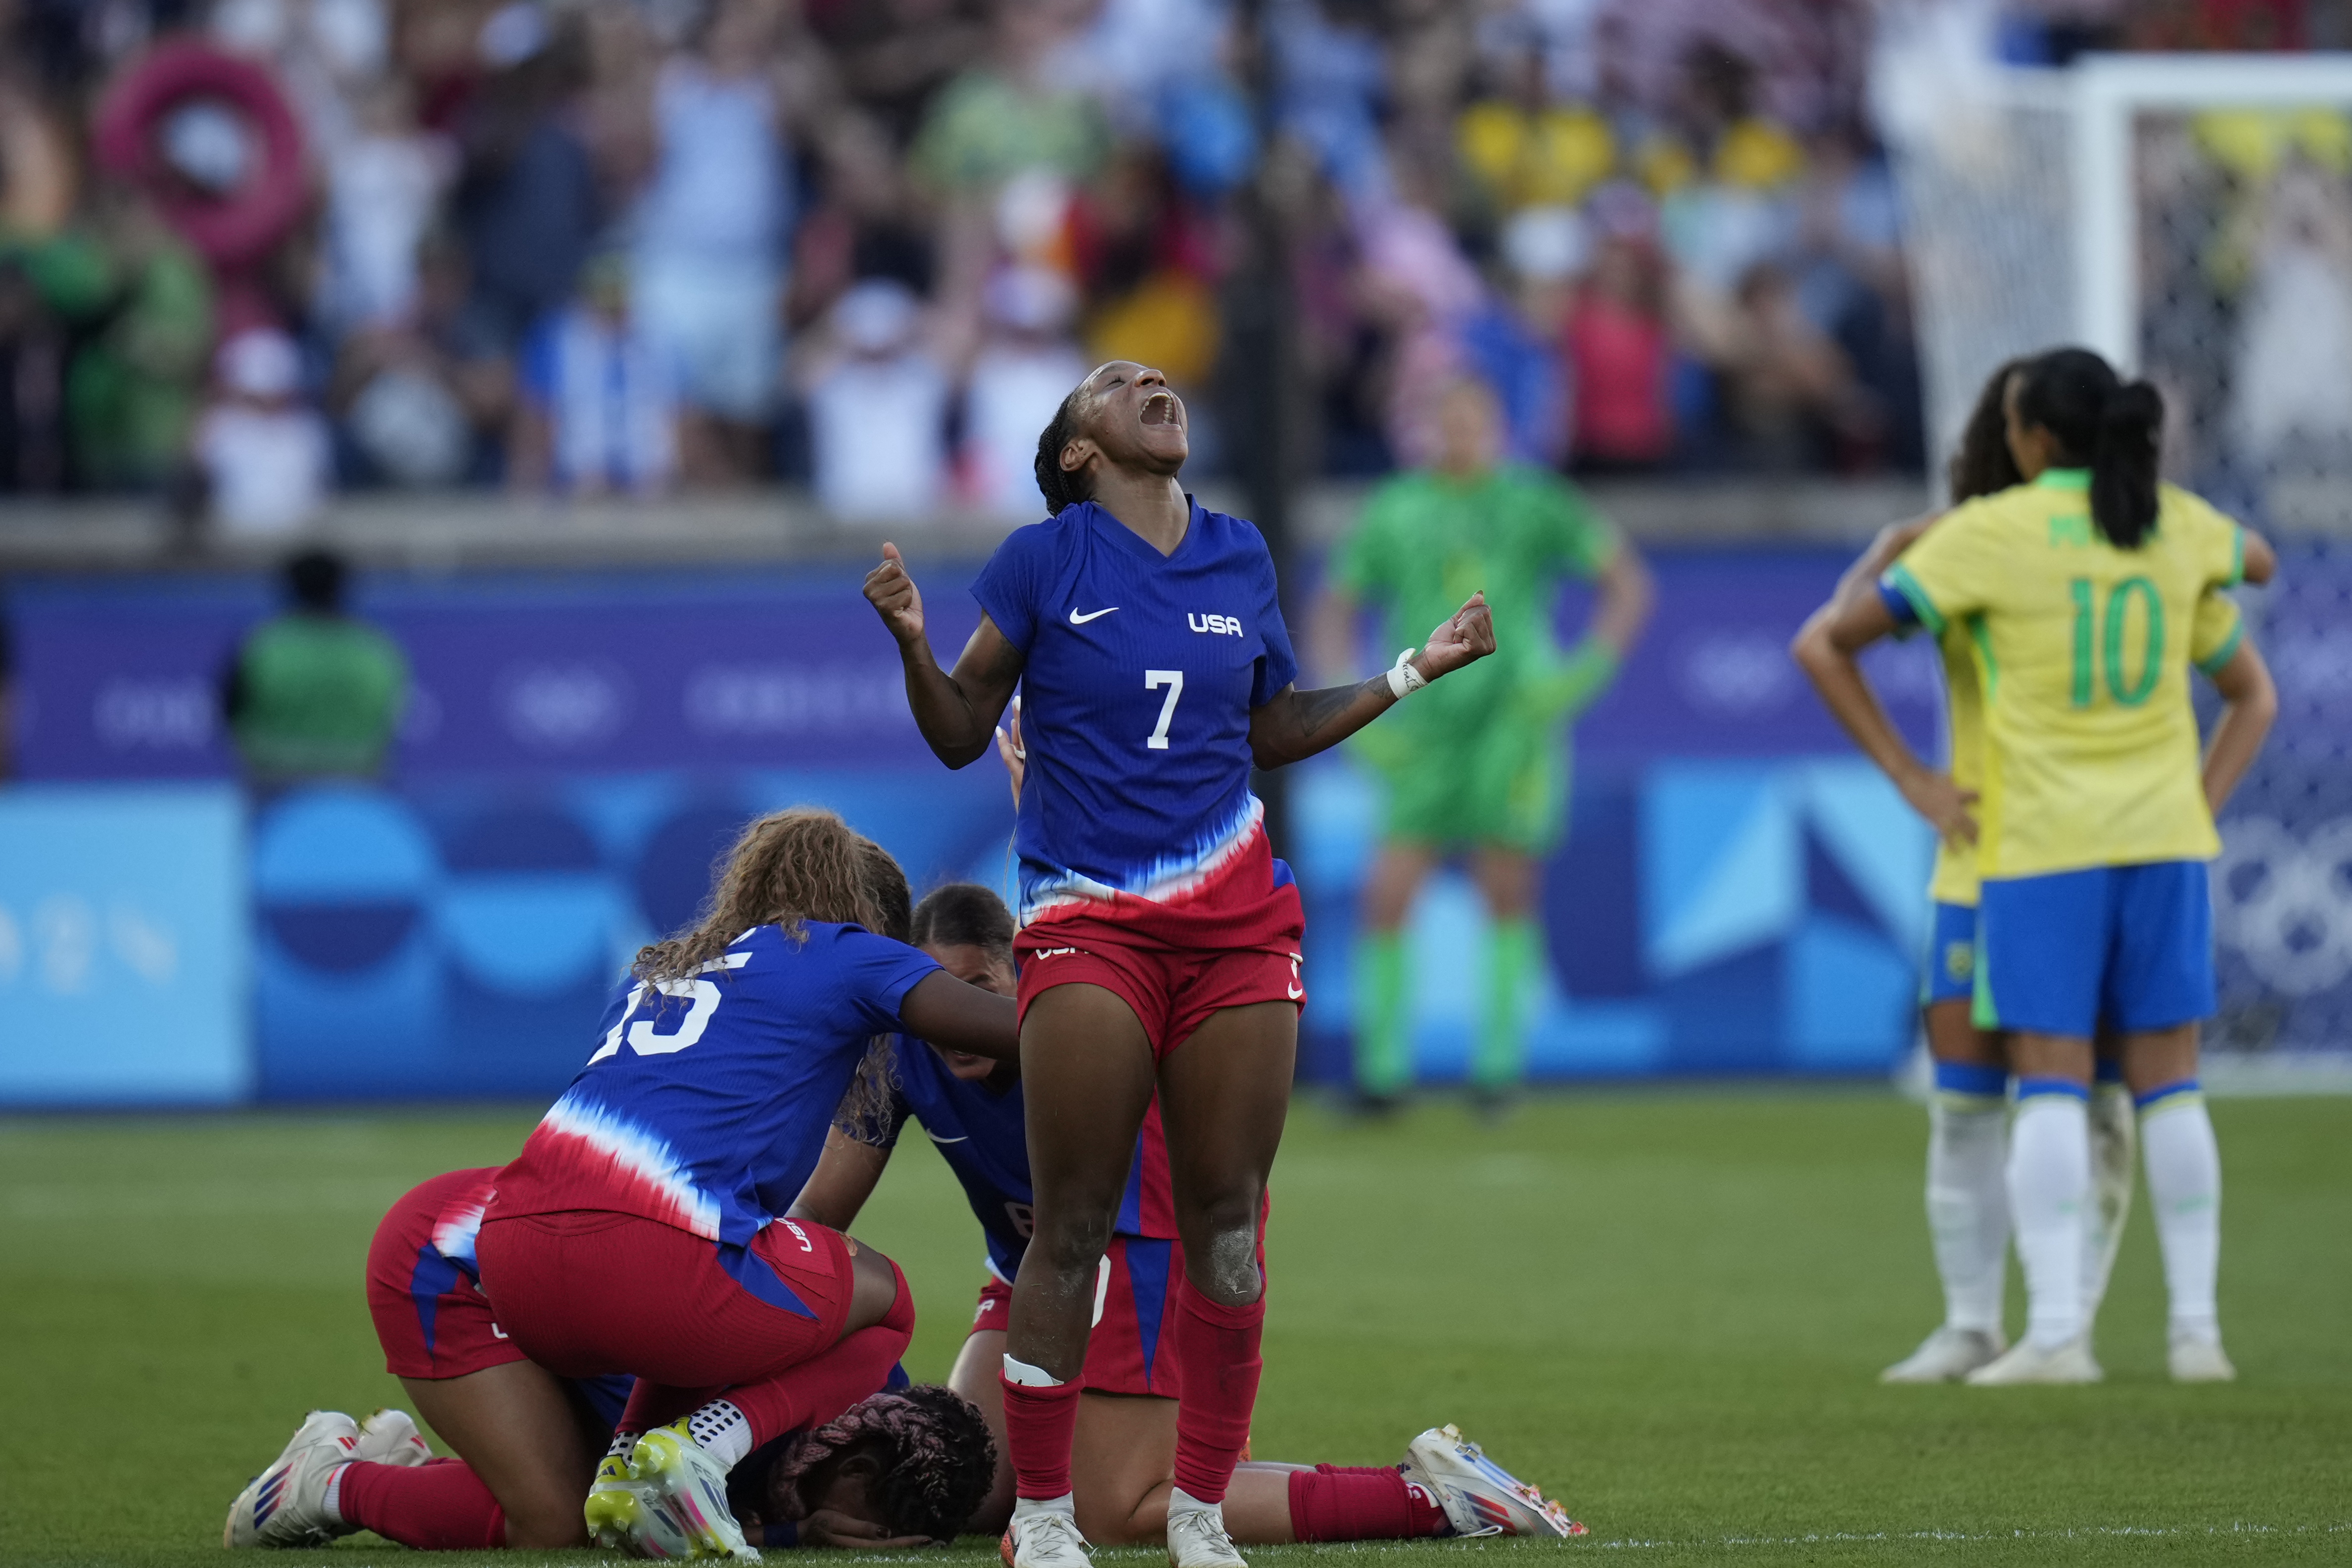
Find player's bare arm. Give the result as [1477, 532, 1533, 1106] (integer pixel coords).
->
[898, 968, 1020, 1061]
[1590, 540, 1657, 656]
[1249, 591, 1497, 768]
[2201, 638, 2277, 814]
[1791, 571, 1978, 846]
[2241, 527, 2277, 586]
[788, 1127, 892, 1232]
[865, 542, 1025, 768]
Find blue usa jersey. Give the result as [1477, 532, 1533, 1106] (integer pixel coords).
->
[972, 498, 1299, 920]
[856, 1037, 1181, 1281]
[491, 922, 939, 1248]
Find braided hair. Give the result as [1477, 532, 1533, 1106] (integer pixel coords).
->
[1033, 385, 1092, 515]
[753, 1386, 996, 1541]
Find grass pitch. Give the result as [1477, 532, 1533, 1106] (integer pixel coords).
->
[1, 1090, 2346, 1567]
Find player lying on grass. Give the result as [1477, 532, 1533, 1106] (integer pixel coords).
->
[792, 877, 1583, 1547]
[223, 1160, 991, 1552]
[1793, 358, 2275, 1384]
[1799, 346, 2277, 1385]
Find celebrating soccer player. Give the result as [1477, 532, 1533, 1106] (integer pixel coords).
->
[1795, 346, 2277, 1385]
[1311, 376, 1652, 1113]
[862, 359, 1495, 1568]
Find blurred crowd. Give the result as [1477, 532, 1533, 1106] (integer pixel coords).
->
[0, 0, 2334, 533]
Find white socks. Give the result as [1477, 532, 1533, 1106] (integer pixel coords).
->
[2007, 1088, 2090, 1350]
[2139, 1083, 2222, 1343]
[1003, 1353, 1066, 1387]
[686, 1399, 754, 1469]
[1926, 1098, 2010, 1334]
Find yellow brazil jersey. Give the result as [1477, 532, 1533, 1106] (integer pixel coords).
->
[1887, 471, 2247, 883]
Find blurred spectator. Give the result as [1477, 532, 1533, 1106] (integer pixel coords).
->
[1457, 40, 1615, 217]
[318, 76, 452, 334]
[195, 326, 334, 537]
[222, 548, 410, 786]
[0, 257, 69, 491]
[803, 278, 947, 521]
[962, 264, 1086, 517]
[450, 4, 599, 352]
[510, 251, 680, 497]
[910, 0, 1108, 197]
[1566, 230, 1675, 469]
[632, 0, 798, 484]
[815, 0, 988, 152]
[330, 232, 514, 487]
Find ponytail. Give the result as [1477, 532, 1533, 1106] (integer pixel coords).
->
[2012, 347, 2164, 549]
[1033, 387, 1092, 516]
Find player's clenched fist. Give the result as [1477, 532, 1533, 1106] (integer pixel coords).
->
[1413, 590, 1497, 680]
[863, 542, 925, 645]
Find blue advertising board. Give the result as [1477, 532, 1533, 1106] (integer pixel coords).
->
[0, 785, 249, 1105]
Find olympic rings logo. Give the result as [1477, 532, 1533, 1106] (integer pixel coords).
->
[2212, 816, 2352, 997]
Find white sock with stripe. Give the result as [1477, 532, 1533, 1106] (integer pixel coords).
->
[1926, 1063, 2011, 1335]
[2138, 1081, 2222, 1343]
[2007, 1083, 2090, 1351]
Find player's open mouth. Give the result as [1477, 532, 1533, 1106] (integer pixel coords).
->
[1141, 390, 1180, 427]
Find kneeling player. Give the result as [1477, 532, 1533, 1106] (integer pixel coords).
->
[224, 1163, 992, 1551]
[792, 882, 1581, 1547]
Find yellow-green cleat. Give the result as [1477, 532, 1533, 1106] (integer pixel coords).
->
[586, 1451, 703, 1559]
[630, 1421, 759, 1561]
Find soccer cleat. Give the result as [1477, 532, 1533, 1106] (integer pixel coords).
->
[1166, 1505, 1247, 1568]
[629, 1422, 760, 1560]
[2084, 1086, 2137, 1322]
[1002, 1507, 1093, 1568]
[1401, 1425, 1584, 1538]
[2168, 1333, 2237, 1383]
[1882, 1325, 2006, 1383]
[353, 1408, 432, 1467]
[222, 1409, 361, 1548]
[587, 1453, 701, 1558]
[1964, 1335, 2104, 1385]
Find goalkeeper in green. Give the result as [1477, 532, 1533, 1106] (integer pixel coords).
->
[1311, 379, 1653, 1110]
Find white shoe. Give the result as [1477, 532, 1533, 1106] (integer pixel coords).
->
[1002, 1507, 1093, 1568]
[223, 1410, 361, 1548]
[1882, 1325, 2005, 1383]
[1167, 1504, 1247, 1568]
[1401, 1425, 1583, 1537]
[629, 1423, 759, 1560]
[2169, 1333, 2237, 1383]
[1965, 1335, 2104, 1385]
[353, 1408, 432, 1467]
[2084, 1086, 2137, 1322]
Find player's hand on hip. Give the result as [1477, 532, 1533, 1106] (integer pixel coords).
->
[1414, 591, 1497, 680]
[863, 542, 926, 646]
[1900, 769, 1979, 847]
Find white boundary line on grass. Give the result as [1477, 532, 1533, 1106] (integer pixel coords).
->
[1587, 1520, 2352, 1552]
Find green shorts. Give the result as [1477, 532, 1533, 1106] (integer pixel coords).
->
[1358, 716, 1569, 855]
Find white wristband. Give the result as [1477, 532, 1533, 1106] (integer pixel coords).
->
[1385, 648, 1428, 700]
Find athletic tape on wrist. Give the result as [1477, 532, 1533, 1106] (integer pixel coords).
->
[1385, 648, 1428, 700]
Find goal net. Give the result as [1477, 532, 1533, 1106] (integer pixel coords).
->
[1885, 49, 2352, 1073]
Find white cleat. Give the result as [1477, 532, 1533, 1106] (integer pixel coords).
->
[1166, 1504, 1247, 1568]
[1001, 1507, 1093, 1568]
[587, 1454, 703, 1558]
[1401, 1424, 1584, 1537]
[629, 1423, 759, 1560]
[2169, 1334, 2237, 1383]
[1965, 1335, 2103, 1385]
[223, 1410, 361, 1548]
[1882, 1325, 2006, 1383]
[353, 1408, 432, 1467]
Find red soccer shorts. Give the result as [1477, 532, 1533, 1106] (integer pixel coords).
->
[1016, 836, 1306, 1060]
[475, 1210, 854, 1386]
[367, 1168, 526, 1382]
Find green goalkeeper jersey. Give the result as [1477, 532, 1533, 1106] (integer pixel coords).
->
[1332, 463, 1617, 739]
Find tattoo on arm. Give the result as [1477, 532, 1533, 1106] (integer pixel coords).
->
[1291, 678, 1387, 744]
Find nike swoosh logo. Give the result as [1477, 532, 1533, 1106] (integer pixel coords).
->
[1069, 607, 1119, 624]
[926, 1131, 970, 1144]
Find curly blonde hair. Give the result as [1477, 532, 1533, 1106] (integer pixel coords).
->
[632, 808, 887, 985]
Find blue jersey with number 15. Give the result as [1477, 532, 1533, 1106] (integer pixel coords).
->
[973, 498, 1299, 921]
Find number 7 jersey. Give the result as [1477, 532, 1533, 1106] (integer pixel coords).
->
[973, 498, 1299, 923]
[1882, 469, 2248, 880]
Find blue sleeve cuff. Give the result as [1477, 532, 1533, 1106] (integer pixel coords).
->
[1879, 577, 1921, 629]
[1880, 564, 1946, 637]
